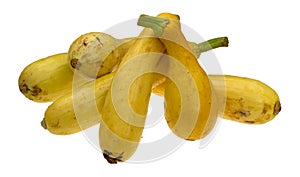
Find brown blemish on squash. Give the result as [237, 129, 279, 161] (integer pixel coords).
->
[273, 101, 281, 116]
[96, 37, 103, 47]
[239, 110, 250, 117]
[70, 58, 81, 69]
[20, 83, 42, 96]
[82, 37, 89, 47]
[103, 150, 123, 164]
[244, 120, 255, 124]
[19, 83, 29, 94]
[262, 104, 271, 114]
[41, 118, 47, 129]
[31, 85, 42, 96]
[233, 110, 250, 117]
[83, 40, 88, 46]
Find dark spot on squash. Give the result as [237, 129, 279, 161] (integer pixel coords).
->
[31, 85, 42, 96]
[70, 58, 81, 69]
[103, 150, 123, 164]
[262, 104, 271, 114]
[96, 37, 103, 47]
[41, 118, 47, 129]
[244, 120, 255, 124]
[19, 84, 29, 94]
[273, 101, 281, 116]
[83, 40, 88, 46]
[235, 110, 250, 117]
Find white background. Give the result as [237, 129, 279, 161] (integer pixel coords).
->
[1, 0, 299, 176]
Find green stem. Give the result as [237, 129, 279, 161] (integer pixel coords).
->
[137, 14, 229, 56]
[191, 37, 229, 57]
[198, 37, 229, 53]
[137, 14, 169, 36]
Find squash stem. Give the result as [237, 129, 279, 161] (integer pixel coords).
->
[198, 37, 229, 53]
[137, 14, 169, 36]
[192, 37, 229, 57]
[138, 14, 229, 56]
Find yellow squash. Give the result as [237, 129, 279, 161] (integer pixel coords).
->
[210, 75, 281, 124]
[41, 73, 114, 135]
[99, 27, 166, 163]
[67, 32, 134, 78]
[18, 53, 84, 102]
[156, 13, 218, 140]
